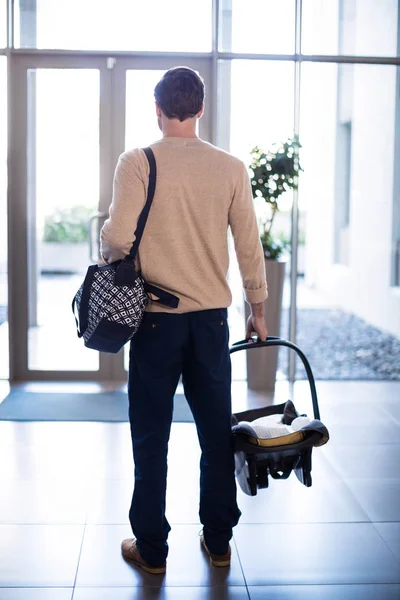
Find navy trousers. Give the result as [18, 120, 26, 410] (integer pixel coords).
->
[128, 308, 241, 566]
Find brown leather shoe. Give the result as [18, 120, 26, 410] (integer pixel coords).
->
[121, 538, 166, 575]
[200, 534, 231, 567]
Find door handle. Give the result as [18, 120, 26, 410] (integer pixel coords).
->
[89, 212, 107, 263]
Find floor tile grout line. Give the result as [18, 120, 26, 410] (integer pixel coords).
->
[244, 583, 400, 590]
[0, 521, 87, 525]
[370, 522, 400, 565]
[1, 518, 396, 524]
[321, 473, 373, 524]
[378, 405, 400, 427]
[246, 583, 400, 588]
[232, 534, 251, 597]
[67, 584, 264, 590]
[2, 583, 400, 590]
[70, 502, 91, 598]
[71, 521, 87, 594]
[0, 587, 74, 590]
[236, 520, 376, 525]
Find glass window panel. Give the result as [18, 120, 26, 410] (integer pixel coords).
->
[0, 56, 7, 378]
[15, 0, 212, 51]
[0, 0, 6, 47]
[219, 59, 295, 381]
[219, 0, 295, 54]
[302, 0, 399, 57]
[299, 62, 400, 379]
[27, 69, 100, 371]
[228, 60, 295, 162]
[125, 70, 164, 151]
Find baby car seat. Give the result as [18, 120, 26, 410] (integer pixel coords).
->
[230, 338, 329, 496]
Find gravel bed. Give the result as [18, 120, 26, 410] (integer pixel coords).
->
[278, 308, 400, 380]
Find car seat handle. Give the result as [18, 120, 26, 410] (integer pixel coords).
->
[230, 337, 320, 421]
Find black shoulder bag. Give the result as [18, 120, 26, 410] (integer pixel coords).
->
[72, 147, 179, 353]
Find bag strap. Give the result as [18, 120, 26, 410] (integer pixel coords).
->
[144, 282, 180, 309]
[72, 264, 98, 337]
[123, 147, 180, 309]
[125, 147, 156, 263]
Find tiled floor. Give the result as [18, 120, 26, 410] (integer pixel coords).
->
[0, 381, 400, 599]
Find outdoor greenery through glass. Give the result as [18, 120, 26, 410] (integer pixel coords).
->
[43, 205, 94, 243]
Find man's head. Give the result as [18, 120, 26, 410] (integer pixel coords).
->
[154, 66, 205, 135]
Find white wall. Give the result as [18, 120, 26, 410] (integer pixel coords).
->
[329, 63, 400, 337]
[304, 0, 400, 338]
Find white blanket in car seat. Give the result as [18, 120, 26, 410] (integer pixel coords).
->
[240, 414, 311, 440]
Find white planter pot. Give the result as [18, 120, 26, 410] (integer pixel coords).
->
[245, 259, 286, 391]
[39, 242, 90, 275]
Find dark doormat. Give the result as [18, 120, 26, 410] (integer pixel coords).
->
[0, 391, 194, 423]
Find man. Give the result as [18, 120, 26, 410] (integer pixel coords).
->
[100, 66, 268, 574]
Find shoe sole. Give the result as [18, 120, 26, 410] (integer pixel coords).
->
[122, 554, 166, 575]
[210, 557, 231, 567]
[200, 539, 231, 568]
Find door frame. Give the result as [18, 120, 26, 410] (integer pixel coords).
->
[8, 53, 115, 381]
[7, 52, 213, 381]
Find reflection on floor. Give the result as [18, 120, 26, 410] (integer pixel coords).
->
[0, 380, 399, 599]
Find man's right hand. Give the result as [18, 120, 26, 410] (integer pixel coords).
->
[246, 314, 268, 342]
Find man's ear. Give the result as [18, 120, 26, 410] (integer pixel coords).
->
[197, 103, 205, 119]
[155, 102, 162, 118]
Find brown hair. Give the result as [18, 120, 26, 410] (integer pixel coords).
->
[154, 66, 205, 122]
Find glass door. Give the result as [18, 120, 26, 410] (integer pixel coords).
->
[8, 55, 212, 381]
[8, 55, 116, 380]
[28, 67, 100, 373]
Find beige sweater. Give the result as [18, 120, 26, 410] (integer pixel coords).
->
[100, 137, 267, 313]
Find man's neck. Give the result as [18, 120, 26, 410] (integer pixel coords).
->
[161, 120, 198, 139]
[163, 130, 198, 139]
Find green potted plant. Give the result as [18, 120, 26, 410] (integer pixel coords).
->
[245, 135, 302, 390]
[40, 205, 94, 274]
[250, 135, 302, 258]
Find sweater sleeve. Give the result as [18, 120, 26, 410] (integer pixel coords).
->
[100, 150, 147, 264]
[229, 161, 268, 304]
